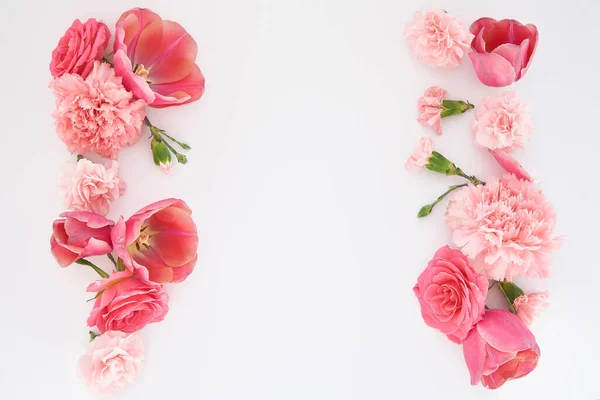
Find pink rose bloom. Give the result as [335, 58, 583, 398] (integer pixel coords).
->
[469, 18, 538, 87]
[417, 86, 446, 134]
[405, 137, 434, 171]
[463, 309, 540, 389]
[473, 91, 533, 153]
[78, 330, 144, 393]
[50, 212, 114, 267]
[112, 199, 199, 284]
[514, 291, 549, 326]
[405, 10, 473, 68]
[113, 8, 206, 108]
[414, 246, 488, 343]
[50, 18, 110, 79]
[489, 149, 532, 182]
[50, 61, 146, 159]
[446, 174, 561, 281]
[59, 159, 126, 216]
[87, 270, 169, 333]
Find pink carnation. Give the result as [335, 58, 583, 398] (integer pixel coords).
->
[59, 159, 126, 216]
[514, 291, 549, 326]
[417, 86, 446, 134]
[50, 61, 146, 159]
[473, 91, 533, 153]
[405, 9, 473, 68]
[405, 137, 434, 170]
[446, 174, 561, 281]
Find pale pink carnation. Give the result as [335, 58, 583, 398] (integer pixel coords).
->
[59, 159, 126, 216]
[405, 137, 434, 170]
[446, 174, 561, 281]
[514, 291, 549, 326]
[473, 91, 533, 152]
[50, 61, 146, 159]
[417, 86, 446, 134]
[78, 330, 144, 393]
[405, 9, 473, 68]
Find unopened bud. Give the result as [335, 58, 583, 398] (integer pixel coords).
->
[426, 151, 457, 176]
[152, 139, 172, 174]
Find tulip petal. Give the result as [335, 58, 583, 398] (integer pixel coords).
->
[150, 92, 192, 108]
[492, 41, 529, 80]
[463, 327, 486, 385]
[113, 49, 156, 104]
[520, 24, 539, 78]
[468, 52, 516, 87]
[150, 64, 205, 108]
[50, 235, 78, 267]
[148, 206, 198, 267]
[115, 8, 162, 59]
[171, 254, 197, 283]
[476, 309, 536, 353]
[469, 17, 497, 36]
[489, 149, 532, 182]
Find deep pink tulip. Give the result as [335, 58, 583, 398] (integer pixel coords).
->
[469, 18, 538, 87]
[463, 309, 540, 389]
[112, 198, 198, 284]
[113, 8, 205, 108]
[50, 212, 114, 267]
[489, 149, 532, 182]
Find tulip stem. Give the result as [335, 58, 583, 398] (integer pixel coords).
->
[418, 183, 468, 218]
[76, 259, 109, 279]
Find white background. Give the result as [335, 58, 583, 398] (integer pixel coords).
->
[0, 0, 598, 398]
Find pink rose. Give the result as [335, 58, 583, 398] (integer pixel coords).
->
[112, 198, 199, 284]
[405, 10, 473, 68]
[113, 8, 205, 108]
[50, 212, 114, 267]
[413, 246, 488, 343]
[417, 86, 446, 134]
[50, 18, 110, 79]
[78, 330, 144, 393]
[514, 291, 549, 326]
[86, 270, 169, 333]
[405, 137, 434, 171]
[59, 159, 126, 216]
[489, 149, 532, 182]
[469, 18, 539, 87]
[463, 309, 540, 389]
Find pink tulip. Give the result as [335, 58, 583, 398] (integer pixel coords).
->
[113, 8, 205, 108]
[463, 309, 540, 389]
[489, 149, 532, 182]
[112, 198, 198, 284]
[469, 18, 538, 87]
[50, 212, 114, 267]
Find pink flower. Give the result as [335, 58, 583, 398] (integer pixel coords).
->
[87, 270, 169, 333]
[405, 137, 434, 170]
[113, 8, 206, 108]
[446, 174, 561, 281]
[50, 61, 146, 159]
[414, 246, 488, 343]
[473, 91, 533, 153]
[50, 212, 114, 267]
[405, 10, 473, 68]
[417, 86, 446, 134]
[59, 159, 126, 216]
[50, 18, 110, 79]
[112, 199, 199, 284]
[469, 18, 539, 87]
[463, 309, 540, 389]
[489, 149, 532, 182]
[514, 291, 549, 326]
[78, 330, 144, 393]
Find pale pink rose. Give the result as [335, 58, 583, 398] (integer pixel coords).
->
[78, 330, 144, 393]
[514, 291, 549, 326]
[87, 270, 169, 333]
[417, 86, 446, 134]
[473, 91, 533, 153]
[414, 246, 488, 343]
[112, 199, 199, 284]
[59, 159, 126, 216]
[463, 309, 540, 389]
[489, 149, 532, 182]
[446, 174, 561, 281]
[405, 137, 434, 170]
[50, 18, 110, 79]
[50, 212, 114, 267]
[405, 9, 473, 68]
[50, 61, 146, 159]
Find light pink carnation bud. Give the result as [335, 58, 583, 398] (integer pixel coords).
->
[405, 137, 434, 170]
[514, 291, 549, 326]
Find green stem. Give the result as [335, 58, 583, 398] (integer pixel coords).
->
[497, 281, 517, 314]
[146, 118, 188, 164]
[418, 183, 468, 218]
[456, 168, 484, 186]
[107, 253, 117, 266]
[160, 131, 191, 150]
[75, 259, 109, 279]
[89, 331, 99, 342]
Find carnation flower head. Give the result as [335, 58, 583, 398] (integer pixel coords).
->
[417, 86, 446, 134]
[405, 9, 473, 68]
[50, 61, 146, 159]
[473, 91, 533, 153]
[405, 137, 434, 170]
[446, 174, 561, 281]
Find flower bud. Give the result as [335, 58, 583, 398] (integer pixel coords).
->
[441, 100, 474, 118]
[417, 204, 433, 218]
[426, 151, 457, 175]
[151, 139, 172, 174]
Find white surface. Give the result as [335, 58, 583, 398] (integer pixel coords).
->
[0, 0, 598, 398]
